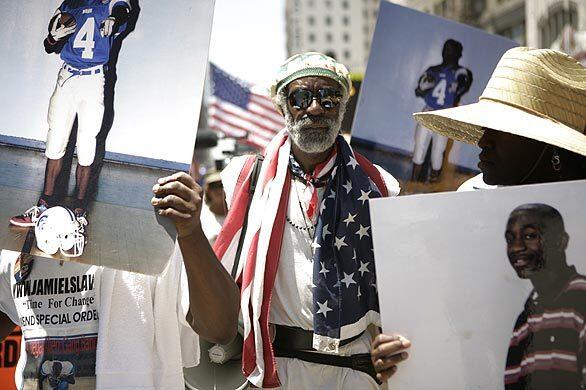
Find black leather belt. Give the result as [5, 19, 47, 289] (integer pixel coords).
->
[273, 324, 363, 350]
[272, 325, 381, 384]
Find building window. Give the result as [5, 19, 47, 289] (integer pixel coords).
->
[344, 50, 351, 60]
[325, 0, 331, 8]
[326, 32, 333, 43]
[497, 22, 526, 45]
[343, 33, 350, 42]
[343, 16, 349, 26]
[342, 0, 349, 9]
[308, 16, 314, 25]
[308, 33, 315, 43]
[325, 50, 337, 60]
[471, 0, 486, 15]
[539, 3, 578, 48]
[325, 16, 332, 25]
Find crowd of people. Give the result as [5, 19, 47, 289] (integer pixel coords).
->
[1, 39, 585, 390]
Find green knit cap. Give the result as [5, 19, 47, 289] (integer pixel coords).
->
[270, 52, 352, 101]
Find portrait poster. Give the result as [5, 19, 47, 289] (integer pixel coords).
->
[370, 179, 586, 389]
[0, 0, 215, 274]
[351, 1, 517, 194]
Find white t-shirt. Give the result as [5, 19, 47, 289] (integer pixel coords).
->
[0, 247, 199, 390]
[457, 173, 498, 192]
[222, 155, 399, 389]
[200, 203, 226, 244]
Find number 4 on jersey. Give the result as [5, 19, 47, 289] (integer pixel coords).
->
[73, 17, 95, 59]
[432, 78, 447, 106]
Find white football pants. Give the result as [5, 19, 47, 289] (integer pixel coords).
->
[412, 105, 448, 170]
[46, 66, 105, 166]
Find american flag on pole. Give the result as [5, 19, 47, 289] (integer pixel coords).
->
[207, 63, 285, 149]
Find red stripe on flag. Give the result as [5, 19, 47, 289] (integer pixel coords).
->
[210, 103, 279, 138]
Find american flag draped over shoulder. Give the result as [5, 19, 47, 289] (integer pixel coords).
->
[311, 137, 385, 352]
[213, 131, 389, 388]
[207, 63, 285, 149]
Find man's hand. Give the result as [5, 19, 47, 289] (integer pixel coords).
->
[49, 14, 76, 41]
[100, 16, 117, 37]
[371, 333, 411, 382]
[151, 172, 202, 238]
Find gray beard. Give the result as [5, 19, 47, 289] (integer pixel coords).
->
[285, 111, 344, 154]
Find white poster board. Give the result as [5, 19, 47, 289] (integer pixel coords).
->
[371, 180, 586, 389]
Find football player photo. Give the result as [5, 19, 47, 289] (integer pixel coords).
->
[9, 0, 133, 258]
[0, 0, 215, 274]
[411, 39, 473, 184]
[350, 2, 517, 195]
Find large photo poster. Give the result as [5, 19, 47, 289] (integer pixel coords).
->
[370, 180, 586, 389]
[351, 2, 517, 194]
[0, 0, 215, 274]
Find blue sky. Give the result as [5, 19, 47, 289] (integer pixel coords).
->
[208, 0, 287, 88]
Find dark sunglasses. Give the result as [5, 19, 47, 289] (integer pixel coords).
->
[288, 88, 343, 110]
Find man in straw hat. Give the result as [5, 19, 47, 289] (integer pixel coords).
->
[210, 52, 410, 388]
[412, 47, 586, 189]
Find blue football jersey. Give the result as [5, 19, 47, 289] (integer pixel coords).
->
[422, 65, 469, 110]
[58, 0, 129, 69]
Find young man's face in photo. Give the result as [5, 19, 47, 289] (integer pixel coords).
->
[505, 211, 547, 279]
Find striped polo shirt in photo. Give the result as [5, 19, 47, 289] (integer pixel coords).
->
[505, 267, 586, 390]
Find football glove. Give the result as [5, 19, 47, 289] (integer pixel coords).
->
[100, 16, 117, 37]
[49, 13, 76, 41]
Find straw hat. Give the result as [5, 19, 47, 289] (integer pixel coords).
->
[413, 47, 586, 156]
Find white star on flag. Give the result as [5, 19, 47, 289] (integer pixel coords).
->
[328, 190, 336, 199]
[356, 224, 370, 240]
[319, 200, 327, 214]
[317, 300, 333, 317]
[334, 236, 347, 250]
[358, 190, 371, 205]
[343, 212, 356, 226]
[343, 180, 353, 194]
[322, 224, 331, 240]
[311, 240, 321, 254]
[319, 262, 329, 276]
[358, 261, 370, 276]
[341, 272, 356, 288]
[347, 155, 358, 170]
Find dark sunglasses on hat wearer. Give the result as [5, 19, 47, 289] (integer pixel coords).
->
[287, 87, 343, 110]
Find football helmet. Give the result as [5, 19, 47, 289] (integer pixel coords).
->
[35, 206, 87, 257]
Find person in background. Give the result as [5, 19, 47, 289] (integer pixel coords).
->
[200, 169, 227, 244]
